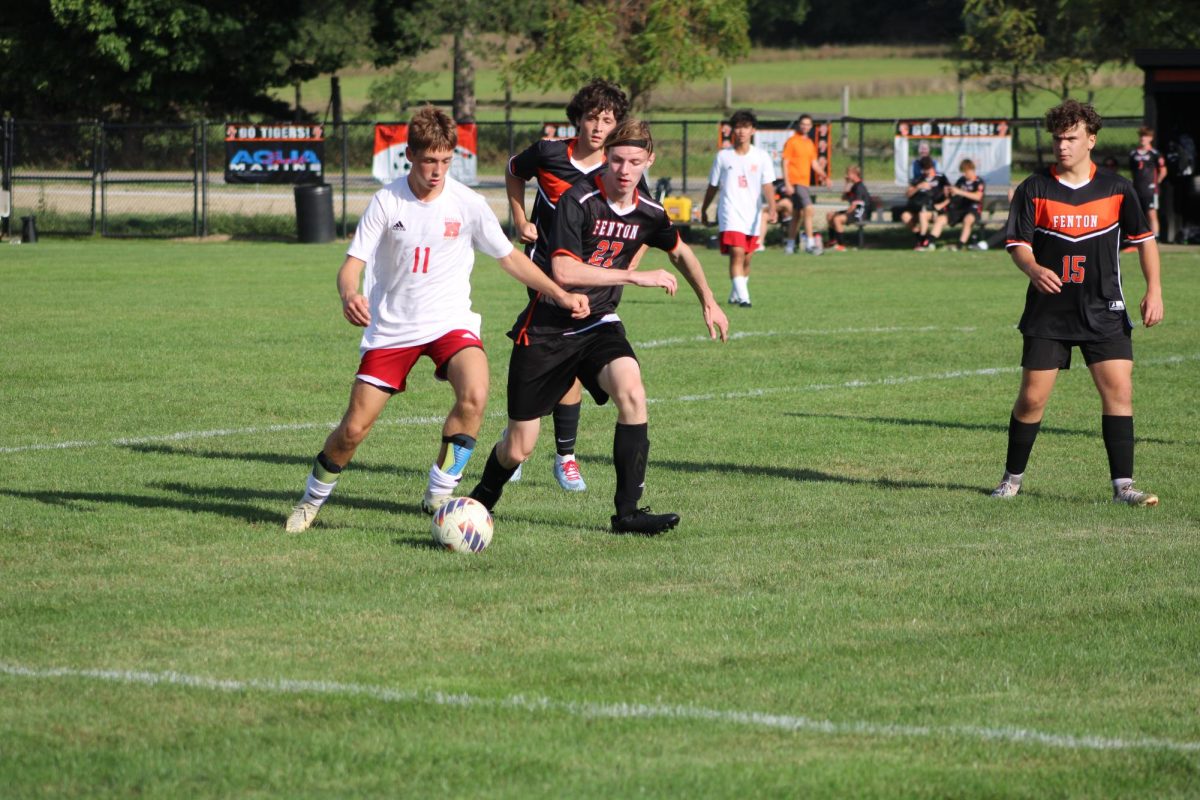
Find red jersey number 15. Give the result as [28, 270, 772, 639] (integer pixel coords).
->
[1060, 255, 1085, 284]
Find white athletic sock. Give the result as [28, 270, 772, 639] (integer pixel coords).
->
[1003, 470, 1024, 485]
[732, 275, 749, 302]
[427, 463, 462, 496]
[301, 474, 337, 507]
[1112, 477, 1133, 491]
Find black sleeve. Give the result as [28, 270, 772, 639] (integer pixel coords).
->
[1005, 179, 1035, 246]
[508, 141, 542, 181]
[550, 193, 587, 260]
[645, 214, 680, 252]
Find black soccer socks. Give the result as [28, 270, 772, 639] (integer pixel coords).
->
[469, 444, 518, 510]
[1005, 415, 1042, 476]
[552, 402, 582, 456]
[1101, 415, 1135, 481]
[613, 422, 649, 517]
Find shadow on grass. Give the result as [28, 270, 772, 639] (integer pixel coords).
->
[123, 443, 407, 475]
[0, 486, 282, 524]
[785, 411, 1183, 445]
[576, 454, 995, 496]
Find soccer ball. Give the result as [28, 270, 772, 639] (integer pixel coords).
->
[976, 240, 989, 251]
[431, 497, 494, 553]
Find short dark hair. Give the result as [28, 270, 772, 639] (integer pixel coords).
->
[566, 79, 630, 127]
[917, 156, 934, 170]
[959, 158, 975, 171]
[1045, 99, 1103, 136]
[794, 113, 813, 130]
[729, 109, 757, 128]
[603, 118, 654, 155]
[407, 105, 456, 153]
[1138, 126, 1154, 139]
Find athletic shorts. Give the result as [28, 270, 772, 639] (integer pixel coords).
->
[840, 203, 868, 224]
[719, 230, 760, 254]
[789, 186, 813, 210]
[945, 204, 979, 226]
[507, 322, 637, 421]
[1135, 187, 1158, 212]
[356, 329, 483, 393]
[1021, 331, 1132, 370]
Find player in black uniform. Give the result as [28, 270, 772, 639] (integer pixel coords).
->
[470, 119, 730, 535]
[993, 100, 1163, 506]
[1129, 126, 1167, 237]
[824, 164, 871, 251]
[940, 158, 986, 249]
[901, 156, 951, 250]
[506, 79, 633, 492]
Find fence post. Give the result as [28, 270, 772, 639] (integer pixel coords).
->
[340, 121, 348, 237]
[1033, 119, 1043, 168]
[841, 87, 850, 150]
[99, 121, 107, 237]
[200, 119, 208, 237]
[681, 120, 688, 195]
[857, 120, 865, 175]
[192, 121, 200, 237]
[90, 121, 100, 235]
[2, 117, 12, 239]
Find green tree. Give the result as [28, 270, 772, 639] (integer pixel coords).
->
[745, 0, 810, 47]
[510, 0, 750, 110]
[954, 0, 1045, 119]
[0, 1, 305, 119]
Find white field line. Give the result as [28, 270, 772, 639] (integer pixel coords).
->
[635, 325, 980, 349]
[1, 662, 1196, 754]
[3, 353, 1197, 456]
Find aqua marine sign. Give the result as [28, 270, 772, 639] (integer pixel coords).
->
[224, 123, 325, 184]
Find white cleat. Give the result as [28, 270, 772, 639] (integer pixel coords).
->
[553, 454, 587, 492]
[1113, 483, 1159, 507]
[285, 501, 321, 533]
[421, 491, 452, 515]
[990, 479, 1021, 499]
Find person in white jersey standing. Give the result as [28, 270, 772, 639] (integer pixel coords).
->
[286, 106, 590, 533]
[700, 109, 778, 308]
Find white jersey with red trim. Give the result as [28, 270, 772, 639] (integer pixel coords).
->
[708, 145, 776, 235]
[348, 175, 514, 350]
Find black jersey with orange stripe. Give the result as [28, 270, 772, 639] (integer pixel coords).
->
[1005, 164, 1153, 340]
[509, 175, 679, 342]
[509, 137, 650, 270]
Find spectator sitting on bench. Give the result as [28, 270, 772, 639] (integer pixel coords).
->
[901, 155, 950, 250]
[937, 158, 987, 250]
[756, 179, 795, 249]
[825, 165, 872, 252]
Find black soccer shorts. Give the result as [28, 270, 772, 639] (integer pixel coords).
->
[1021, 331, 1133, 371]
[506, 322, 638, 421]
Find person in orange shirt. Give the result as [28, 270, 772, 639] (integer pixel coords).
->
[780, 114, 829, 254]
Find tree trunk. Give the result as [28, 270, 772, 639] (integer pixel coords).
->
[294, 82, 302, 122]
[453, 32, 476, 123]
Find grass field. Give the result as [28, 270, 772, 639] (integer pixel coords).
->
[2, 239, 1198, 797]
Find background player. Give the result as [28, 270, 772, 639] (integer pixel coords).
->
[824, 164, 872, 251]
[940, 158, 986, 250]
[285, 107, 589, 533]
[993, 100, 1163, 506]
[700, 110, 777, 307]
[1129, 126, 1167, 237]
[780, 114, 828, 254]
[506, 79, 636, 492]
[901, 156, 950, 250]
[470, 119, 730, 536]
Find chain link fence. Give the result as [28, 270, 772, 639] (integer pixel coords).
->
[2, 115, 1147, 241]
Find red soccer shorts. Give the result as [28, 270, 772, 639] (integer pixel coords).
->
[356, 329, 483, 393]
[719, 231, 760, 254]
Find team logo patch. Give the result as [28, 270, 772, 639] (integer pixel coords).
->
[444, 220, 462, 238]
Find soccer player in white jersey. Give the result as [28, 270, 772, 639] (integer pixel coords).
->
[286, 107, 590, 533]
[700, 109, 777, 308]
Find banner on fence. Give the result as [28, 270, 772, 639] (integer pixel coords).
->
[714, 121, 833, 187]
[372, 124, 478, 186]
[224, 124, 324, 184]
[542, 123, 576, 140]
[894, 120, 1011, 187]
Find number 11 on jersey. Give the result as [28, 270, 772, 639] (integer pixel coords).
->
[412, 247, 431, 274]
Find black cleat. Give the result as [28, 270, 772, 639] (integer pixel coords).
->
[610, 507, 680, 536]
